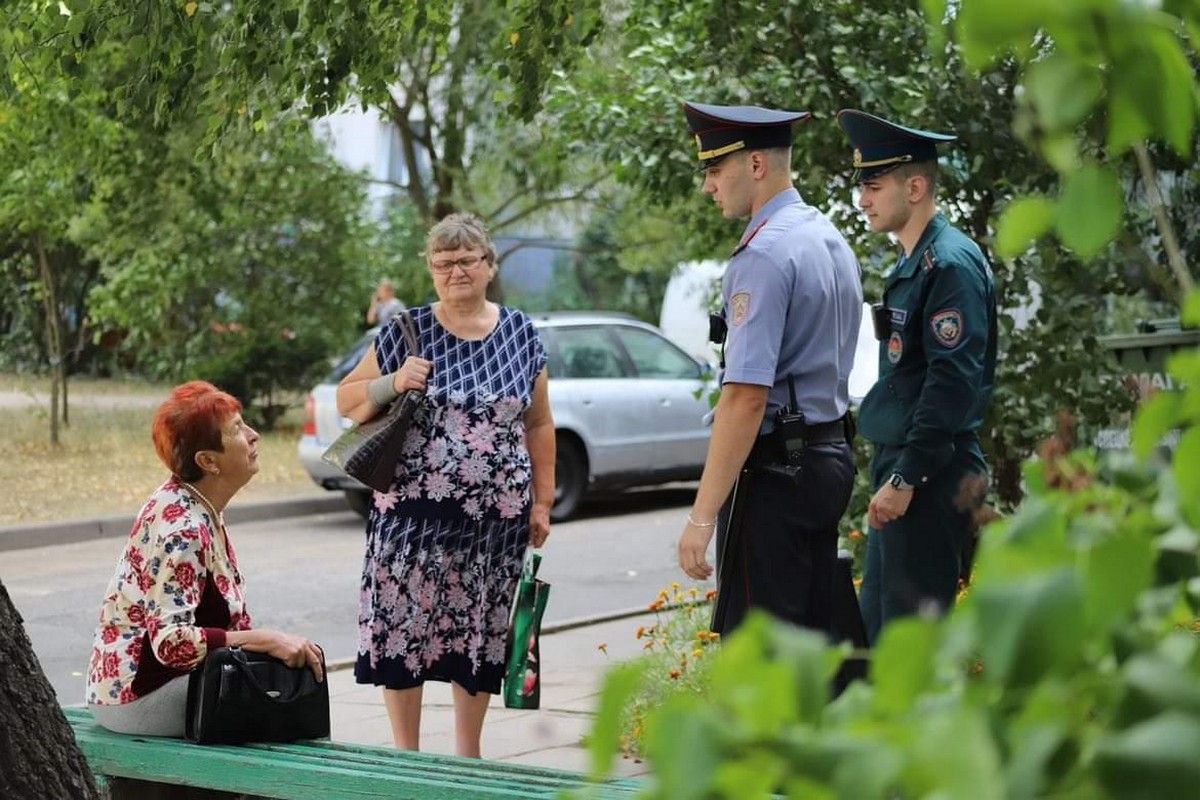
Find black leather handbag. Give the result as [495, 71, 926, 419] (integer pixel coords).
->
[185, 646, 330, 745]
[321, 310, 424, 494]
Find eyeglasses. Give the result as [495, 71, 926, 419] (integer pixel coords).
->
[430, 255, 487, 274]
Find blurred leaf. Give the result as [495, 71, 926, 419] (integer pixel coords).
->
[1095, 712, 1200, 800]
[1133, 392, 1183, 459]
[1085, 528, 1154, 634]
[1144, 27, 1196, 156]
[907, 708, 1005, 800]
[1113, 654, 1200, 728]
[1024, 54, 1102, 133]
[870, 617, 939, 716]
[713, 751, 785, 799]
[588, 660, 645, 778]
[1183, 290, 1200, 327]
[974, 569, 1087, 689]
[1171, 428, 1200, 527]
[644, 696, 721, 800]
[995, 196, 1055, 258]
[705, 614, 811, 738]
[1055, 164, 1123, 257]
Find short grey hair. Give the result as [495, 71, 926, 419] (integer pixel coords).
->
[425, 212, 497, 264]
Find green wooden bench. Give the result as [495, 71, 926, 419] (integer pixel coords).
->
[63, 707, 642, 799]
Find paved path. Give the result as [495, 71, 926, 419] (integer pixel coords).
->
[0, 389, 162, 409]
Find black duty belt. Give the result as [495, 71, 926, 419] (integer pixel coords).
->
[749, 417, 849, 466]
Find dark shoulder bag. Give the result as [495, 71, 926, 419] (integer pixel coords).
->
[185, 646, 330, 745]
[321, 310, 424, 494]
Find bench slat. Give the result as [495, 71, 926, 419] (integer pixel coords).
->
[255, 741, 642, 792]
[65, 708, 641, 799]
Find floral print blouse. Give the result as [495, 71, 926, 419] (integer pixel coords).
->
[86, 478, 251, 705]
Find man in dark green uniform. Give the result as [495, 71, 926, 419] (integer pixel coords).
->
[837, 109, 997, 644]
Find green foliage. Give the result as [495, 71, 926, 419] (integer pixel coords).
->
[523, 0, 1161, 510]
[588, 304, 1200, 796]
[193, 326, 328, 431]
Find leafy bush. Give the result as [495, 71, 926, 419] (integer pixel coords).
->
[587, 294, 1200, 800]
[193, 325, 330, 431]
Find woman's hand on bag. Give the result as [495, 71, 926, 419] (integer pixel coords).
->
[529, 504, 550, 548]
[394, 356, 433, 393]
[231, 629, 325, 682]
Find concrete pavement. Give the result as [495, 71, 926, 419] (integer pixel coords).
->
[325, 614, 653, 778]
[19, 494, 663, 780]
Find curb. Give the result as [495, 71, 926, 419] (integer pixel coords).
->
[325, 605, 654, 674]
[0, 494, 352, 553]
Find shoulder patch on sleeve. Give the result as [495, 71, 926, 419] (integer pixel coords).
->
[730, 292, 751, 327]
[930, 308, 963, 348]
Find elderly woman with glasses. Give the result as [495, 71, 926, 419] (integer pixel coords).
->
[336, 212, 554, 758]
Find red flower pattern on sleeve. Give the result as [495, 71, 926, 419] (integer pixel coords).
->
[85, 479, 250, 706]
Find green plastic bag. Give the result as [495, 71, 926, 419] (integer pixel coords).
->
[504, 551, 550, 709]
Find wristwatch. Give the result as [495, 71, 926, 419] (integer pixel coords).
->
[888, 472, 915, 492]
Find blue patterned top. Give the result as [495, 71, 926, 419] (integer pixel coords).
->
[372, 305, 548, 521]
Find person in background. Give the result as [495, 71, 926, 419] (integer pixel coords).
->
[337, 212, 554, 758]
[676, 101, 863, 639]
[86, 381, 324, 737]
[367, 278, 407, 326]
[837, 109, 997, 643]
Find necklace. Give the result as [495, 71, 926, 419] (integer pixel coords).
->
[180, 480, 224, 527]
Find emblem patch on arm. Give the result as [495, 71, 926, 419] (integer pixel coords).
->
[930, 308, 963, 348]
[730, 292, 751, 327]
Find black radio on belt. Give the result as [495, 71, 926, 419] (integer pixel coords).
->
[763, 374, 806, 484]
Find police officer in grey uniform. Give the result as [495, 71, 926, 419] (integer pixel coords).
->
[677, 101, 864, 637]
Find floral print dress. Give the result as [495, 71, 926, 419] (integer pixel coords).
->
[355, 304, 548, 695]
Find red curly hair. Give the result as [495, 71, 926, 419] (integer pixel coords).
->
[151, 381, 241, 481]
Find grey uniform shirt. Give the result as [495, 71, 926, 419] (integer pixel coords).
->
[721, 188, 863, 431]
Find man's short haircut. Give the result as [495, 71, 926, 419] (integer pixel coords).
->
[752, 146, 792, 173]
[894, 159, 940, 193]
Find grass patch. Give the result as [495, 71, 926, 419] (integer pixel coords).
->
[0, 378, 322, 525]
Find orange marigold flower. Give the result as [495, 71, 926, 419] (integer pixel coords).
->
[597, 643, 608, 655]
[669, 670, 681, 680]
[849, 530, 862, 541]
[636, 626, 646, 639]
[705, 589, 718, 601]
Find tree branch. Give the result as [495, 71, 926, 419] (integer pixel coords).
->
[1132, 143, 1193, 299]
[490, 175, 607, 231]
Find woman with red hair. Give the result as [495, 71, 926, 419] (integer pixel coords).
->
[86, 380, 324, 736]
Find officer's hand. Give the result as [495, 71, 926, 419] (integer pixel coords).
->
[678, 520, 715, 581]
[868, 485, 914, 529]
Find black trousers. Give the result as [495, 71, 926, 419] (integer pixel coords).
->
[713, 441, 856, 637]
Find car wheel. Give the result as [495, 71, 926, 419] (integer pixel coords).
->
[551, 438, 587, 523]
[344, 489, 372, 520]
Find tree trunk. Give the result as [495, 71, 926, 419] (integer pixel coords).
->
[0, 580, 100, 799]
[34, 234, 66, 446]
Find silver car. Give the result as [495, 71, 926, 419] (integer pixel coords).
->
[298, 311, 714, 521]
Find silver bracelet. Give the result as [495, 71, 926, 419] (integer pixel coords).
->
[687, 513, 717, 528]
[367, 374, 401, 407]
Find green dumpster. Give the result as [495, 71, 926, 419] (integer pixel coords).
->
[1097, 318, 1199, 450]
[1100, 318, 1200, 400]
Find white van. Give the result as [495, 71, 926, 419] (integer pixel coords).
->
[658, 260, 879, 404]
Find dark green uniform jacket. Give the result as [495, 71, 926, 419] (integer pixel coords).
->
[858, 213, 997, 486]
